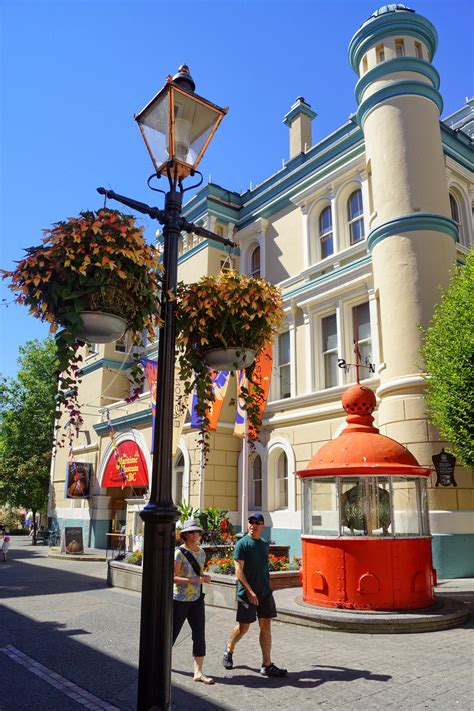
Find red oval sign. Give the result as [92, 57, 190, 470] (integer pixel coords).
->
[102, 439, 149, 488]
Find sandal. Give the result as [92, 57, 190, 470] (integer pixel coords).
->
[194, 674, 215, 685]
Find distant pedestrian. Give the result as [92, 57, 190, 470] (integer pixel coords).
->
[173, 518, 215, 685]
[223, 513, 287, 678]
[1, 533, 11, 562]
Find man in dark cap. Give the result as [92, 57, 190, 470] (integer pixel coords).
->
[222, 513, 287, 677]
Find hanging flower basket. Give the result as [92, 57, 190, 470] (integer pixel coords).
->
[2, 208, 163, 437]
[176, 270, 284, 456]
[202, 347, 256, 371]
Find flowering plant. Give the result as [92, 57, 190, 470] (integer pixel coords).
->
[205, 556, 235, 575]
[176, 271, 284, 455]
[125, 549, 143, 566]
[1, 209, 163, 437]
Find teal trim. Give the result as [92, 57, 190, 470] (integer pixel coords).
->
[283, 255, 372, 301]
[177, 239, 240, 267]
[355, 57, 440, 104]
[93, 409, 152, 435]
[368, 214, 458, 252]
[283, 102, 317, 127]
[349, 11, 438, 71]
[80, 357, 131, 376]
[356, 81, 443, 126]
[54, 518, 91, 547]
[432, 534, 474, 578]
[441, 124, 474, 171]
[90, 519, 110, 549]
[268, 528, 302, 558]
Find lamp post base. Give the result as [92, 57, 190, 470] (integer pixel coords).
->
[137, 503, 180, 711]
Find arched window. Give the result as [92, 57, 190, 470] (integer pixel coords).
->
[348, 189, 365, 244]
[276, 451, 288, 509]
[173, 452, 185, 505]
[250, 245, 261, 278]
[250, 455, 262, 509]
[450, 193, 461, 242]
[318, 206, 333, 259]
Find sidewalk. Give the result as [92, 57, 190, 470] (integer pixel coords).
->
[1, 537, 473, 710]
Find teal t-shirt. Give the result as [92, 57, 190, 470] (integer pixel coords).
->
[234, 534, 272, 601]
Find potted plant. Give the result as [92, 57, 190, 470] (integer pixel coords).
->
[175, 270, 284, 452]
[1, 208, 163, 436]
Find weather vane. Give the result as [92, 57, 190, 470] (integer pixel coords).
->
[337, 309, 375, 383]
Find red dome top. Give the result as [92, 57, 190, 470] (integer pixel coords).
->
[298, 384, 430, 478]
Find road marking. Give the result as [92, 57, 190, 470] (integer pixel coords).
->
[0, 645, 121, 710]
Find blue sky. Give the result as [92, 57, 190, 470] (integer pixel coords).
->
[1, 0, 472, 379]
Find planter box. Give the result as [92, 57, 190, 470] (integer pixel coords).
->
[269, 545, 290, 558]
[107, 561, 301, 609]
[204, 570, 301, 609]
[108, 560, 143, 592]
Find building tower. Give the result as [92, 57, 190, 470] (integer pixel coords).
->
[349, 6, 460, 561]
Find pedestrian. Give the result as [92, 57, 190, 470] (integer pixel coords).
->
[1, 532, 11, 562]
[222, 513, 287, 677]
[173, 518, 215, 685]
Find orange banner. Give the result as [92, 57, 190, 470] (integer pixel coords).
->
[234, 341, 273, 438]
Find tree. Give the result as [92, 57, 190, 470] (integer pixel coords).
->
[420, 252, 474, 470]
[0, 337, 59, 542]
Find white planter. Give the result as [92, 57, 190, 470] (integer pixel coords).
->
[76, 311, 128, 344]
[202, 347, 256, 371]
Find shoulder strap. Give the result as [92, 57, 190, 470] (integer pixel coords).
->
[178, 546, 202, 577]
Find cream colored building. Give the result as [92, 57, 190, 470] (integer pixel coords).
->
[48, 5, 473, 577]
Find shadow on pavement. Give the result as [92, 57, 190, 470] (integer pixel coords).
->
[174, 663, 392, 689]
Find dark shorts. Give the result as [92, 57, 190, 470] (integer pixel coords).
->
[236, 592, 277, 624]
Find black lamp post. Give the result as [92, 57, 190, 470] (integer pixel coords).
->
[97, 65, 234, 710]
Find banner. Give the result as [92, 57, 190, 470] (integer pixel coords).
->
[102, 438, 149, 488]
[191, 369, 231, 431]
[142, 358, 191, 456]
[65, 462, 92, 499]
[234, 341, 273, 438]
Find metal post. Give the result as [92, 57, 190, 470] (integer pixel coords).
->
[136, 187, 182, 711]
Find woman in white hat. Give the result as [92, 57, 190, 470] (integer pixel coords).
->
[173, 518, 215, 684]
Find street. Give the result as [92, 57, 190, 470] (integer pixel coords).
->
[0, 537, 473, 710]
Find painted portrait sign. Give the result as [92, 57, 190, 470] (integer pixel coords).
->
[65, 462, 92, 499]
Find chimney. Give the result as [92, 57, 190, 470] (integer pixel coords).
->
[283, 97, 317, 160]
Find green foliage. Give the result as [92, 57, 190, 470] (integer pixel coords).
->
[419, 252, 474, 469]
[0, 509, 21, 530]
[176, 503, 235, 545]
[1, 209, 163, 436]
[0, 338, 59, 519]
[175, 271, 284, 459]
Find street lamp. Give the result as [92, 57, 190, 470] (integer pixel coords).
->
[97, 65, 233, 711]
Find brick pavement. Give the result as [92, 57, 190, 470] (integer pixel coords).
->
[1, 537, 472, 710]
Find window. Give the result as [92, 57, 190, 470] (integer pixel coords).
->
[414, 41, 423, 58]
[322, 314, 338, 388]
[318, 206, 333, 259]
[395, 39, 405, 57]
[362, 56, 368, 74]
[348, 189, 365, 244]
[277, 331, 291, 399]
[250, 455, 262, 509]
[449, 193, 461, 242]
[115, 335, 128, 353]
[250, 245, 261, 278]
[376, 43, 385, 63]
[353, 302, 372, 375]
[173, 452, 185, 505]
[276, 451, 288, 509]
[86, 342, 98, 356]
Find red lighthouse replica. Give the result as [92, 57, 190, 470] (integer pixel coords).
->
[297, 383, 436, 611]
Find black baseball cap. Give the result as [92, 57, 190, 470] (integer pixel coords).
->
[248, 513, 265, 524]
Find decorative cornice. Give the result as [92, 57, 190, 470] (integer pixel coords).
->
[349, 11, 438, 72]
[368, 214, 458, 252]
[356, 80, 443, 126]
[355, 57, 440, 104]
[93, 409, 152, 435]
[79, 358, 131, 376]
[283, 101, 317, 127]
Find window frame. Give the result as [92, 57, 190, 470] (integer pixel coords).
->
[249, 244, 261, 278]
[320, 312, 339, 389]
[277, 331, 291, 399]
[275, 451, 289, 510]
[347, 189, 365, 245]
[250, 454, 263, 510]
[318, 205, 334, 260]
